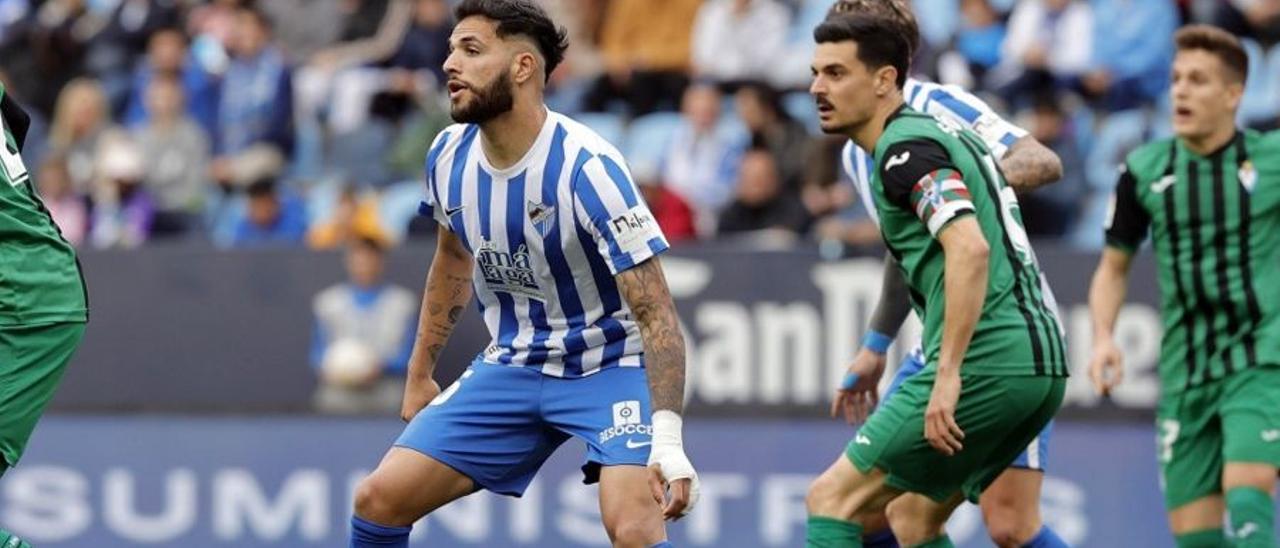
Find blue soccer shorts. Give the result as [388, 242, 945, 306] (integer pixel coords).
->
[882, 347, 1053, 471]
[396, 359, 653, 496]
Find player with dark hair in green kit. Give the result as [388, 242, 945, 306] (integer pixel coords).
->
[802, 13, 1066, 548]
[1089, 24, 1280, 548]
[0, 83, 88, 548]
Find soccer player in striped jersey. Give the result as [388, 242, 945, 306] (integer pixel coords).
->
[348, 2, 697, 547]
[1089, 25, 1280, 548]
[804, 12, 1067, 548]
[821, 2, 1069, 547]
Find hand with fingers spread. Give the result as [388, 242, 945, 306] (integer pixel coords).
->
[831, 348, 887, 425]
[1088, 338, 1125, 396]
[646, 410, 700, 520]
[924, 368, 964, 455]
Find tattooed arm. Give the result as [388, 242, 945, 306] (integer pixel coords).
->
[617, 256, 698, 519]
[400, 226, 473, 422]
[1000, 135, 1064, 194]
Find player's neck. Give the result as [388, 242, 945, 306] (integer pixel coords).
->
[1181, 122, 1237, 157]
[478, 100, 548, 170]
[850, 96, 906, 154]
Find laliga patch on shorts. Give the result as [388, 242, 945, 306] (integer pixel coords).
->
[607, 206, 662, 254]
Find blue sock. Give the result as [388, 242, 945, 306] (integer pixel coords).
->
[650, 542, 674, 548]
[864, 527, 900, 547]
[1023, 525, 1068, 548]
[350, 515, 411, 548]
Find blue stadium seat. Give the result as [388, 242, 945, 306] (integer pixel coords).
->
[1085, 109, 1149, 192]
[379, 180, 427, 242]
[574, 112, 627, 150]
[1069, 190, 1112, 250]
[624, 112, 683, 181]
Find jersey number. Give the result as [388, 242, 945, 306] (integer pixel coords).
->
[980, 156, 1033, 265]
[1158, 419, 1180, 463]
[0, 115, 28, 186]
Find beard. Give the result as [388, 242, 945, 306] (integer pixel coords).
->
[450, 71, 515, 124]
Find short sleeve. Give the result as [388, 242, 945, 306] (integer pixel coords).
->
[921, 84, 1027, 158]
[571, 153, 670, 275]
[1103, 163, 1151, 253]
[879, 139, 975, 237]
[418, 130, 453, 228]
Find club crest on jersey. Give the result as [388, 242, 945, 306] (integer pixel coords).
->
[527, 201, 555, 237]
[1239, 161, 1257, 194]
[476, 240, 541, 298]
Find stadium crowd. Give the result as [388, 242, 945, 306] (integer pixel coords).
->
[2, 0, 1277, 252]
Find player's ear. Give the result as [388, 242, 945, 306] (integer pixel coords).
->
[512, 50, 538, 85]
[875, 66, 897, 97]
[1223, 77, 1245, 111]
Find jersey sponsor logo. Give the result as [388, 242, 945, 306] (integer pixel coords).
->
[885, 151, 911, 171]
[1151, 175, 1177, 194]
[527, 201, 556, 237]
[1239, 161, 1257, 194]
[612, 400, 641, 427]
[444, 204, 466, 217]
[475, 240, 541, 298]
[1237, 522, 1260, 538]
[855, 433, 871, 446]
[607, 206, 661, 251]
[625, 439, 652, 449]
[1261, 429, 1280, 442]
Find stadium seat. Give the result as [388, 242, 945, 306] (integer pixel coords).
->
[782, 91, 820, 133]
[624, 112, 683, 181]
[1085, 109, 1149, 192]
[574, 112, 627, 151]
[1069, 190, 1112, 250]
[379, 180, 427, 243]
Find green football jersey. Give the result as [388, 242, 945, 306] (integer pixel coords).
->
[1106, 129, 1280, 394]
[0, 84, 88, 326]
[869, 106, 1067, 377]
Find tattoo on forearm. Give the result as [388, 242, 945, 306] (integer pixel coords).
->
[420, 271, 472, 360]
[1000, 138, 1063, 194]
[620, 259, 687, 413]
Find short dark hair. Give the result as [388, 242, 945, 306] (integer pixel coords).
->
[454, 0, 569, 82]
[1175, 24, 1248, 84]
[814, 14, 911, 89]
[351, 235, 387, 255]
[826, 0, 920, 58]
[246, 178, 277, 198]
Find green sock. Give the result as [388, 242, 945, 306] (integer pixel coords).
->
[0, 529, 31, 548]
[908, 534, 954, 548]
[807, 515, 863, 547]
[1174, 528, 1227, 548]
[1228, 487, 1274, 547]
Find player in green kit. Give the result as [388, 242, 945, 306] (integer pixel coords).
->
[802, 13, 1067, 548]
[0, 84, 89, 547]
[1088, 25, 1280, 548]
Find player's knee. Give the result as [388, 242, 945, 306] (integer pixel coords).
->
[353, 476, 409, 525]
[605, 514, 661, 547]
[805, 472, 842, 515]
[982, 501, 1038, 547]
[885, 497, 941, 544]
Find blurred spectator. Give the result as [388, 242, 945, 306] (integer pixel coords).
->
[123, 27, 221, 135]
[654, 83, 740, 240]
[36, 155, 88, 246]
[584, 0, 701, 117]
[211, 6, 293, 189]
[717, 148, 810, 237]
[1018, 94, 1086, 237]
[691, 0, 790, 88]
[133, 74, 209, 236]
[1204, 0, 1280, 46]
[991, 0, 1092, 108]
[307, 186, 391, 250]
[258, 0, 343, 62]
[48, 77, 117, 195]
[83, 0, 183, 111]
[89, 132, 155, 249]
[228, 178, 308, 247]
[952, 0, 1007, 85]
[20, 0, 94, 116]
[1079, 0, 1177, 111]
[542, 0, 605, 112]
[310, 236, 416, 415]
[735, 82, 810, 192]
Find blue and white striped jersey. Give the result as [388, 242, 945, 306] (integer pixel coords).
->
[420, 110, 669, 378]
[841, 78, 1027, 226]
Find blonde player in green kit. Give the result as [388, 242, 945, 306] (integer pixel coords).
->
[1089, 25, 1280, 548]
[0, 84, 88, 548]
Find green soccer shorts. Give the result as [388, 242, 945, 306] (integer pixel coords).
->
[845, 365, 1065, 503]
[0, 322, 84, 471]
[1157, 365, 1280, 509]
